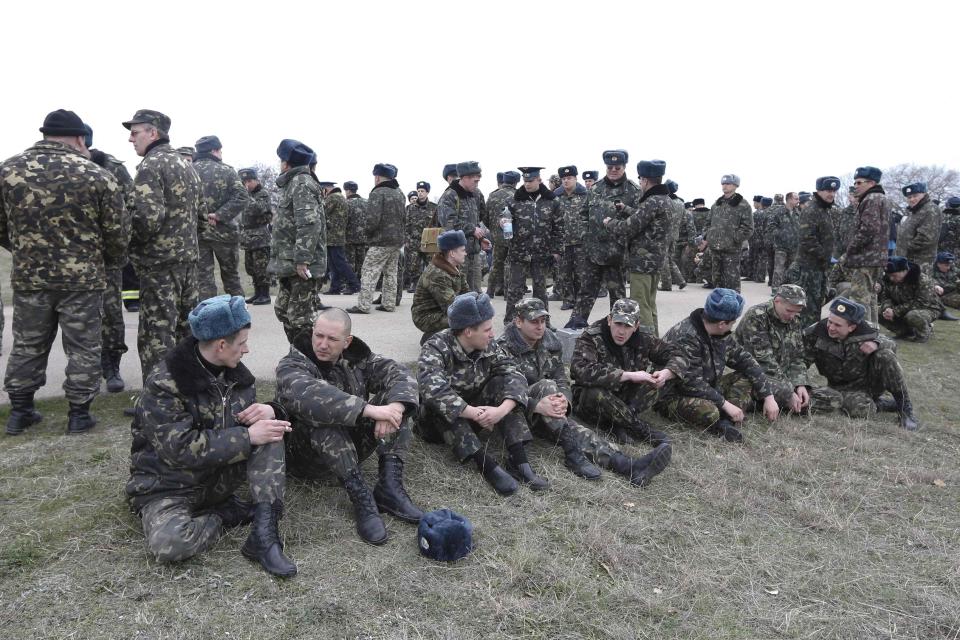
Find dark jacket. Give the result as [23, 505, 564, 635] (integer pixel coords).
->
[505, 183, 561, 262]
[845, 185, 891, 267]
[365, 179, 405, 247]
[803, 318, 894, 389]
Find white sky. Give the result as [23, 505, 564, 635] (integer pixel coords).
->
[2, 0, 957, 202]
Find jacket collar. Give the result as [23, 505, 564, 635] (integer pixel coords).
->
[639, 182, 670, 204]
[431, 253, 462, 276]
[165, 337, 255, 395]
[514, 183, 555, 202]
[715, 193, 744, 207]
[451, 180, 474, 198]
[372, 178, 399, 191]
[502, 322, 562, 355]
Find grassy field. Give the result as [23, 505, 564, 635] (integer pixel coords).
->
[1, 322, 958, 639]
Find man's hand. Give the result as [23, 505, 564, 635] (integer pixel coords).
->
[363, 402, 404, 428]
[935, 284, 944, 296]
[882, 308, 894, 321]
[236, 403, 276, 425]
[295, 263, 311, 280]
[374, 419, 399, 439]
[698, 240, 708, 251]
[721, 400, 744, 423]
[207, 213, 219, 226]
[534, 393, 566, 419]
[473, 228, 485, 240]
[622, 370, 657, 386]
[859, 340, 879, 355]
[762, 395, 780, 422]
[603, 217, 612, 225]
[795, 385, 810, 409]
[248, 419, 292, 445]
[649, 368, 675, 388]
[481, 238, 491, 251]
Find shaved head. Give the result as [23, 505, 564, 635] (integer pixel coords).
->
[315, 307, 351, 335]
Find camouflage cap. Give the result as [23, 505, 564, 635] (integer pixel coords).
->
[514, 298, 550, 321]
[774, 284, 806, 306]
[610, 298, 641, 326]
[122, 109, 171, 134]
[176, 146, 195, 158]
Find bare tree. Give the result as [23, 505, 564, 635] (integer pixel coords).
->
[881, 164, 960, 206]
[251, 162, 281, 202]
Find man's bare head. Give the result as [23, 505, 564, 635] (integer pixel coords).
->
[312, 308, 352, 362]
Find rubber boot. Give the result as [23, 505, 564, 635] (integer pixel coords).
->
[341, 469, 388, 544]
[558, 427, 601, 480]
[6, 391, 43, 436]
[105, 352, 125, 393]
[67, 400, 97, 435]
[373, 455, 424, 523]
[706, 418, 743, 443]
[893, 392, 920, 431]
[241, 501, 297, 578]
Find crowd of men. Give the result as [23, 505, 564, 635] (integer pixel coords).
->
[0, 108, 952, 577]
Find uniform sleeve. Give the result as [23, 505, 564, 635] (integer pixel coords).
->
[737, 204, 754, 243]
[131, 161, 168, 242]
[364, 189, 384, 235]
[570, 333, 624, 390]
[98, 172, 131, 268]
[293, 179, 322, 264]
[488, 345, 529, 407]
[366, 355, 420, 413]
[725, 341, 771, 399]
[644, 334, 687, 380]
[671, 333, 726, 407]
[844, 198, 878, 258]
[275, 354, 367, 427]
[418, 342, 469, 421]
[606, 199, 657, 240]
[214, 170, 250, 223]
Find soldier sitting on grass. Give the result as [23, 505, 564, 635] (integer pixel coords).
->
[879, 256, 943, 343]
[932, 251, 960, 320]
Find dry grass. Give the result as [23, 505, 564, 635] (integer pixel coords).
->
[1, 325, 959, 639]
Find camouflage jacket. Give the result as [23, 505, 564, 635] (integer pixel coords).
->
[750, 208, 769, 251]
[557, 184, 588, 246]
[667, 195, 685, 243]
[934, 263, 960, 295]
[766, 204, 799, 252]
[704, 193, 753, 253]
[796, 194, 835, 269]
[128, 141, 202, 269]
[495, 324, 571, 412]
[270, 165, 326, 278]
[897, 196, 941, 266]
[605, 183, 671, 274]
[692, 206, 711, 237]
[439, 180, 483, 255]
[660, 309, 771, 407]
[939, 207, 960, 256]
[505, 184, 561, 262]
[677, 208, 696, 247]
[241, 185, 273, 250]
[879, 261, 943, 317]
[571, 318, 687, 393]
[90, 148, 134, 212]
[126, 337, 279, 512]
[832, 206, 857, 258]
[365, 179, 405, 247]
[579, 176, 639, 266]
[844, 185, 891, 267]
[324, 189, 349, 247]
[405, 199, 438, 251]
[194, 154, 249, 245]
[0, 140, 129, 291]
[734, 300, 809, 389]
[803, 318, 894, 389]
[418, 329, 528, 422]
[483, 185, 514, 243]
[345, 194, 368, 245]
[411, 254, 469, 335]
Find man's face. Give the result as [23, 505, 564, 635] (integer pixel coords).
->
[786, 194, 799, 208]
[523, 177, 541, 193]
[937, 261, 952, 273]
[773, 298, 805, 323]
[219, 328, 250, 368]
[854, 178, 875, 198]
[408, 194, 417, 204]
[417, 188, 429, 201]
[607, 317, 637, 345]
[312, 316, 352, 362]
[605, 165, 625, 182]
[462, 320, 494, 351]
[584, 178, 596, 189]
[826, 314, 857, 339]
[460, 174, 481, 192]
[887, 270, 907, 283]
[446, 245, 467, 267]
[128, 124, 158, 157]
[515, 316, 547, 343]
[561, 175, 576, 192]
[906, 192, 925, 207]
[818, 189, 837, 204]
[721, 183, 738, 197]
[242, 178, 259, 193]
[754, 201, 762, 211]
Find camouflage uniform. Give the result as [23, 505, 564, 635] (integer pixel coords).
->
[483, 185, 514, 296]
[194, 153, 249, 299]
[410, 253, 469, 343]
[270, 165, 326, 342]
[604, 184, 671, 334]
[658, 195, 686, 290]
[687, 205, 711, 282]
[128, 141, 203, 383]
[439, 181, 485, 292]
[842, 185, 891, 325]
[656, 309, 772, 430]
[276, 334, 418, 480]
[748, 207, 769, 282]
[356, 179, 405, 312]
[933, 262, 960, 309]
[765, 203, 798, 288]
[324, 189, 360, 294]
[676, 208, 697, 282]
[403, 199, 437, 290]
[896, 196, 941, 272]
[417, 329, 532, 462]
[704, 193, 754, 291]
[504, 185, 561, 323]
[241, 183, 274, 291]
[878, 262, 942, 341]
[345, 193, 368, 274]
[939, 205, 960, 257]
[556, 184, 588, 307]
[126, 338, 285, 562]
[0, 140, 128, 403]
[785, 194, 835, 327]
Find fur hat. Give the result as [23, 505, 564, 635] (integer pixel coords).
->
[558, 165, 577, 178]
[188, 295, 251, 341]
[195, 135, 222, 153]
[418, 509, 473, 562]
[373, 163, 398, 179]
[582, 170, 598, 181]
[761, 197, 773, 207]
[829, 297, 865, 325]
[343, 180, 358, 192]
[815, 176, 841, 191]
[438, 230, 467, 252]
[82, 123, 93, 148]
[854, 166, 882, 182]
[885, 256, 909, 273]
[447, 292, 495, 330]
[901, 182, 927, 196]
[276, 138, 302, 162]
[502, 171, 521, 186]
[704, 288, 744, 322]
[936, 251, 955, 264]
[456, 161, 481, 177]
[442, 164, 458, 180]
[602, 149, 628, 166]
[637, 160, 666, 178]
[721, 174, 741, 187]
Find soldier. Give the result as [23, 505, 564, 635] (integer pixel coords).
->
[193, 136, 250, 300]
[803, 297, 919, 430]
[702, 174, 753, 292]
[841, 166, 891, 325]
[417, 292, 547, 495]
[483, 170, 520, 298]
[407, 191, 417, 205]
[933, 252, 960, 316]
[320, 180, 361, 296]
[897, 182, 941, 273]
[503, 167, 561, 324]
[656, 289, 779, 443]
[555, 165, 588, 311]
[275, 308, 424, 545]
[83, 123, 134, 394]
[732, 285, 812, 414]
[411, 230, 470, 344]
[238, 167, 274, 305]
[548, 174, 561, 192]
[767, 193, 798, 289]
[834, 188, 859, 258]
[438, 161, 488, 292]
[581, 170, 598, 190]
[688, 197, 711, 283]
[175, 146, 195, 163]
[675, 200, 697, 283]
[658, 179, 687, 292]
[1, 109, 128, 435]
[123, 109, 203, 385]
[602, 160, 671, 335]
[569, 298, 678, 475]
[878, 256, 942, 342]
[785, 176, 838, 327]
[347, 163, 404, 314]
[747, 195, 767, 282]
[568, 150, 637, 330]
[403, 181, 438, 293]
[343, 180, 368, 275]
[270, 141, 326, 342]
[126, 295, 296, 577]
[939, 196, 960, 256]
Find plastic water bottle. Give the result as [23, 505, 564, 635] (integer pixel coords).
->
[501, 206, 513, 240]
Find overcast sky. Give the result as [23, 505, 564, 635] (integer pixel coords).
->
[3, 0, 957, 201]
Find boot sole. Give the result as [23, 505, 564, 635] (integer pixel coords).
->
[376, 502, 423, 524]
[241, 544, 298, 578]
[6, 413, 42, 436]
[632, 444, 672, 487]
[506, 467, 550, 492]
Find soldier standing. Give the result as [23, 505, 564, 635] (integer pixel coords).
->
[841, 166, 891, 325]
[767, 192, 799, 289]
[483, 170, 520, 298]
[193, 136, 250, 300]
[747, 195, 766, 282]
[658, 179, 687, 292]
[411, 230, 470, 344]
[675, 201, 696, 285]
[785, 177, 838, 327]
[555, 166, 589, 310]
[879, 257, 942, 342]
[403, 181, 438, 293]
[897, 182, 941, 273]
[1, 109, 128, 435]
[320, 180, 361, 296]
[702, 174, 753, 292]
[687, 197, 711, 283]
[343, 180, 368, 275]
[438, 161, 488, 292]
[238, 167, 274, 305]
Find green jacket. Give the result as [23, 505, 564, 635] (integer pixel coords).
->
[604, 183, 671, 274]
[194, 154, 249, 245]
[324, 189, 349, 247]
[365, 179, 405, 247]
[734, 300, 809, 390]
[411, 254, 469, 336]
[269, 166, 326, 278]
[704, 193, 753, 253]
[879, 261, 943, 317]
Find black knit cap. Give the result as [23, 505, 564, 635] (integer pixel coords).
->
[39, 109, 87, 136]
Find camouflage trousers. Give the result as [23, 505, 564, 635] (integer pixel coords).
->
[3, 289, 102, 405]
[465, 252, 484, 293]
[655, 378, 752, 430]
[505, 257, 550, 324]
[750, 245, 769, 282]
[628, 271, 660, 336]
[679, 245, 698, 282]
[138, 263, 198, 384]
[137, 440, 285, 563]
[486, 239, 510, 295]
[785, 261, 828, 328]
[573, 382, 659, 435]
[808, 349, 908, 419]
[717, 372, 797, 412]
[357, 246, 401, 312]
[415, 375, 532, 462]
[345, 243, 368, 275]
[770, 249, 796, 289]
[244, 246, 272, 290]
[403, 245, 428, 290]
[199, 240, 244, 299]
[710, 250, 742, 292]
[847, 266, 883, 326]
[275, 275, 321, 343]
[574, 261, 626, 321]
[102, 267, 127, 357]
[697, 249, 713, 284]
[558, 244, 585, 306]
[879, 309, 939, 340]
[659, 241, 685, 290]
[942, 292, 960, 309]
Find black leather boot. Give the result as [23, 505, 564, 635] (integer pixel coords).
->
[341, 469, 388, 544]
[252, 285, 272, 305]
[608, 444, 672, 487]
[473, 452, 518, 496]
[104, 352, 125, 393]
[241, 501, 297, 578]
[627, 418, 672, 446]
[874, 395, 898, 413]
[67, 400, 97, 435]
[373, 455, 424, 523]
[558, 427, 601, 480]
[202, 495, 255, 529]
[5, 391, 43, 436]
[505, 458, 550, 491]
[707, 418, 743, 443]
[893, 392, 920, 431]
